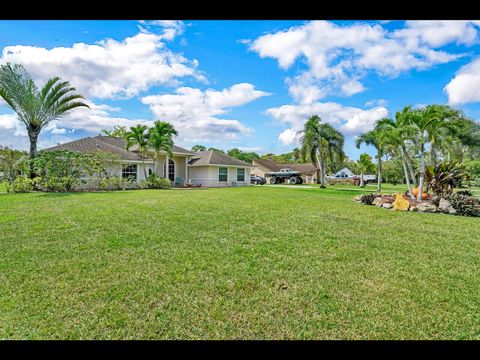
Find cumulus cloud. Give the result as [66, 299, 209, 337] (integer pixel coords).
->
[0, 28, 205, 100]
[445, 57, 480, 105]
[266, 101, 389, 145]
[141, 83, 270, 142]
[249, 20, 477, 104]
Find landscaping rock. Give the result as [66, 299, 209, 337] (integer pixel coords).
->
[417, 202, 437, 213]
[448, 207, 458, 215]
[382, 203, 393, 209]
[372, 197, 384, 207]
[438, 198, 453, 213]
[409, 206, 417, 212]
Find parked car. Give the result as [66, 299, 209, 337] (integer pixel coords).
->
[250, 175, 266, 185]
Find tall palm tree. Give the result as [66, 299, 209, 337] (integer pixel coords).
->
[300, 115, 344, 188]
[125, 124, 149, 179]
[380, 117, 415, 197]
[395, 106, 417, 186]
[0, 63, 89, 177]
[147, 121, 178, 177]
[355, 118, 391, 192]
[401, 105, 463, 200]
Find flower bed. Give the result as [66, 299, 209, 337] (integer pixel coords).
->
[354, 192, 480, 217]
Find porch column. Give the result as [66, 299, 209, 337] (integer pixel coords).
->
[185, 156, 188, 183]
[165, 154, 169, 179]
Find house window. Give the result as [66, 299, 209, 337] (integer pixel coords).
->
[219, 167, 228, 182]
[122, 164, 137, 180]
[148, 168, 153, 176]
[237, 168, 245, 182]
[163, 159, 175, 181]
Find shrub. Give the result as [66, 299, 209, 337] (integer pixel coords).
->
[98, 176, 138, 191]
[456, 189, 473, 196]
[12, 176, 37, 193]
[447, 193, 480, 217]
[424, 161, 469, 197]
[1, 180, 13, 193]
[146, 174, 171, 189]
[360, 193, 377, 205]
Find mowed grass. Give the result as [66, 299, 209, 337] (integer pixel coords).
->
[1, 186, 479, 339]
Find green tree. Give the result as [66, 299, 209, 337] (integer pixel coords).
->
[0, 146, 27, 182]
[0, 63, 89, 177]
[356, 118, 392, 192]
[358, 153, 375, 186]
[191, 145, 207, 152]
[125, 124, 149, 179]
[300, 115, 345, 188]
[147, 121, 178, 176]
[227, 148, 260, 164]
[101, 125, 128, 138]
[400, 105, 464, 200]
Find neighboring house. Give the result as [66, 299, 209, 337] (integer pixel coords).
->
[43, 135, 253, 187]
[252, 158, 319, 184]
[327, 167, 376, 183]
[188, 149, 253, 187]
[333, 167, 355, 178]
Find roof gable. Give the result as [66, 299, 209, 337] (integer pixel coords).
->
[189, 149, 253, 167]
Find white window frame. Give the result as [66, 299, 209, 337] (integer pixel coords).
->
[237, 168, 245, 182]
[163, 159, 176, 181]
[218, 167, 228, 182]
[122, 164, 138, 180]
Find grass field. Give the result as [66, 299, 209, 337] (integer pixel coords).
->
[1, 186, 479, 339]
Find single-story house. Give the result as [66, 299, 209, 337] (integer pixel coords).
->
[43, 135, 254, 187]
[333, 167, 355, 178]
[251, 158, 319, 184]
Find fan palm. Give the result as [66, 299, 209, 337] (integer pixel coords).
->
[300, 115, 344, 188]
[147, 121, 178, 176]
[0, 63, 89, 177]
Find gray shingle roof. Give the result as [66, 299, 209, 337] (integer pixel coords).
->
[42, 135, 194, 161]
[42, 136, 146, 161]
[252, 158, 282, 171]
[189, 150, 253, 167]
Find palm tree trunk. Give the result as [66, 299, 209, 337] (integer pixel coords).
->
[377, 150, 382, 192]
[28, 131, 38, 179]
[315, 148, 325, 187]
[360, 171, 365, 187]
[399, 146, 413, 198]
[417, 141, 426, 201]
[402, 144, 417, 186]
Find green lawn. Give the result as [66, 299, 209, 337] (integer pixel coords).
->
[1, 186, 479, 339]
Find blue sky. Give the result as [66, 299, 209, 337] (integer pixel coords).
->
[1, 20, 480, 160]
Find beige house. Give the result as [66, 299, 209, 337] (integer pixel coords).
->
[44, 136, 253, 187]
[252, 158, 319, 184]
[188, 149, 253, 187]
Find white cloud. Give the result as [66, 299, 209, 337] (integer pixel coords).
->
[278, 129, 300, 145]
[138, 20, 185, 40]
[0, 29, 205, 100]
[445, 57, 480, 105]
[141, 83, 270, 142]
[266, 101, 389, 145]
[365, 98, 387, 107]
[249, 20, 477, 104]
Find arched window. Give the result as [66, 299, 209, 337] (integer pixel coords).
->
[163, 159, 175, 181]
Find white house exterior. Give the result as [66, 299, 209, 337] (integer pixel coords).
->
[44, 136, 254, 187]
